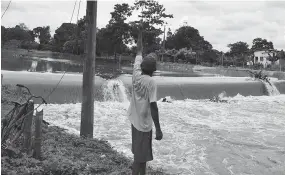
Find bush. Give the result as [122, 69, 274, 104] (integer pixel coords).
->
[20, 41, 39, 50]
[200, 62, 213, 67]
[272, 72, 285, 80]
[252, 63, 264, 70]
[266, 64, 283, 71]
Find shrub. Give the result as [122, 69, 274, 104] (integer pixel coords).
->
[252, 63, 264, 70]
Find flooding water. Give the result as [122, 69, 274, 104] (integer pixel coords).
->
[1, 55, 123, 74]
[1, 54, 206, 77]
[42, 80, 285, 175]
[3, 52, 285, 174]
[43, 94, 285, 175]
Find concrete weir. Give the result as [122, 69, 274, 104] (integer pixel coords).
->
[1, 71, 284, 104]
[118, 75, 284, 100]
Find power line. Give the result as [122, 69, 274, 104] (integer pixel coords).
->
[19, 0, 83, 118]
[70, 0, 77, 23]
[43, 0, 80, 101]
[76, 0, 82, 22]
[1, 0, 12, 19]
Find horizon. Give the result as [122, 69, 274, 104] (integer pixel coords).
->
[1, 0, 285, 52]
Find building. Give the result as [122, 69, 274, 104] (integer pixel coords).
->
[253, 49, 280, 68]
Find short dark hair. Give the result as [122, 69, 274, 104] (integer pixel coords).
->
[140, 53, 157, 76]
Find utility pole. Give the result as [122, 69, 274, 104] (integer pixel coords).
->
[161, 25, 166, 62]
[80, 0, 97, 138]
[222, 53, 224, 67]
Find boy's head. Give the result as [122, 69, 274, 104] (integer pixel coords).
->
[141, 53, 157, 77]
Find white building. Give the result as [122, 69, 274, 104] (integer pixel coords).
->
[253, 49, 280, 68]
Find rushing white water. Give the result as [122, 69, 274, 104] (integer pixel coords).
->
[262, 80, 280, 96]
[43, 92, 285, 175]
[28, 60, 38, 72]
[102, 79, 129, 102]
[46, 62, 53, 73]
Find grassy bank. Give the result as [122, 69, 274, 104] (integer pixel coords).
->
[1, 85, 168, 175]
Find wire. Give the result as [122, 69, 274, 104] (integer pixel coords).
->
[43, 0, 80, 101]
[1, 0, 12, 19]
[18, 0, 83, 118]
[76, 0, 81, 22]
[70, 0, 77, 23]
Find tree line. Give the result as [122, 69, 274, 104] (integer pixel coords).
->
[1, 0, 284, 66]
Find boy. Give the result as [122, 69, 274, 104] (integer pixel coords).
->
[127, 26, 163, 175]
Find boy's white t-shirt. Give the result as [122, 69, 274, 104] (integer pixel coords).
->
[127, 54, 157, 132]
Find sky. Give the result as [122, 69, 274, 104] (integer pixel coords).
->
[1, 0, 285, 52]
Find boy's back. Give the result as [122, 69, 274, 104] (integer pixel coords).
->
[127, 55, 157, 132]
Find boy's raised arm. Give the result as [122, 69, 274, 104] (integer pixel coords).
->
[133, 28, 143, 75]
[136, 29, 143, 56]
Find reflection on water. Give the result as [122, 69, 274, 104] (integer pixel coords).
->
[2, 56, 206, 77]
[1, 56, 126, 75]
[26, 60, 82, 73]
[1, 56, 83, 73]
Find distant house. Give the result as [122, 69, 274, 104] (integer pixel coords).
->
[253, 49, 280, 68]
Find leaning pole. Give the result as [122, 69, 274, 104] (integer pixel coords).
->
[80, 0, 97, 138]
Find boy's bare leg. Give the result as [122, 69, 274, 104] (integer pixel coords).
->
[132, 161, 140, 175]
[132, 161, 146, 175]
[139, 162, 146, 175]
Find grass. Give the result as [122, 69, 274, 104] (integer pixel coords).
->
[1, 85, 169, 175]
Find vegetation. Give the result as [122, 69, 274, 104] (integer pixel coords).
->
[1, 0, 285, 68]
[1, 85, 168, 175]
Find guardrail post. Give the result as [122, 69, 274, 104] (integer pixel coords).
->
[23, 100, 34, 153]
[33, 109, 43, 159]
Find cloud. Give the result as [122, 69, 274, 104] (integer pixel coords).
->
[1, 0, 285, 52]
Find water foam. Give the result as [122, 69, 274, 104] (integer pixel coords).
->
[46, 62, 53, 73]
[102, 79, 129, 102]
[262, 80, 280, 96]
[28, 60, 38, 72]
[43, 94, 285, 175]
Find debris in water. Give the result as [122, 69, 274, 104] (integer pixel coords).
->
[160, 96, 173, 103]
[210, 91, 228, 103]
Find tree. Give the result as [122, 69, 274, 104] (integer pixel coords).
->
[104, 3, 132, 58]
[33, 26, 51, 45]
[130, 0, 173, 54]
[227, 41, 250, 66]
[251, 38, 274, 51]
[132, 0, 173, 26]
[3, 24, 34, 42]
[265, 49, 285, 64]
[18, 23, 29, 31]
[1, 26, 8, 46]
[199, 49, 219, 65]
[1, 24, 38, 49]
[53, 23, 77, 52]
[174, 48, 196, 63]
[228, 41, 249, 55]
[165, 26, 212, 51]
[279, 50, 285, 60]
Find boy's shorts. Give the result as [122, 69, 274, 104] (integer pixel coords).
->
[131, 124, 153, 162]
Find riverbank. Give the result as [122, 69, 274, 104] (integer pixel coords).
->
[3, 48, 285, 81]
[1, 85, 168, 175]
